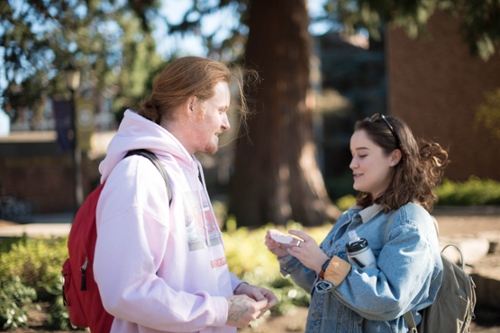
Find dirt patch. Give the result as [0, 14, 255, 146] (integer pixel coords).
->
[6, 304, 499, 333]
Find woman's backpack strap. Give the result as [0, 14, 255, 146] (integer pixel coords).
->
[383, 210, 418, 332]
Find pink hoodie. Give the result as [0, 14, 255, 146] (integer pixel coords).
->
[94, 110, 241, 333]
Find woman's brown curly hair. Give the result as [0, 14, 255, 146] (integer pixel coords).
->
[354, 115, 449, 213]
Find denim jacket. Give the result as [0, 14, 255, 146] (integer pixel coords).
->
[278, 203, 443, 333]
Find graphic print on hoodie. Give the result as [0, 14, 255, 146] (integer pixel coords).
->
[184, 188, 222, 251]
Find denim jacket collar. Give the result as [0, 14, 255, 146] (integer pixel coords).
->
[348, 204, 384, 224]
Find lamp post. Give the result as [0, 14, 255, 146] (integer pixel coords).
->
[65, 64, 82, 215]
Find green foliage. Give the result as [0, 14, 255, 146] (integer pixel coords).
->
[0, 276, 37, 330]
[336, 194, 356, 211]
[166, 0, 248, 61]
[1, 0, 162, 115]
[0, 236, 72, 330]
[45, 282, 74, 331]
[475, 88, 500, 139]
[0, 235, 25, 255]
[0, 236, 68, 295]
[447, 0, 500, 60]
[111, 14, 165, 114]
[333, 176, 500, 207]
[436, 176, 500, 206]
[325, 172, 357, 202]
[321, 0, 500, 60]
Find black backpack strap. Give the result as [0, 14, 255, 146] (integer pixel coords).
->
[124, 149, 172, 204]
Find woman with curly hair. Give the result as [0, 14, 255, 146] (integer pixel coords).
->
[266, 113, 449, 333]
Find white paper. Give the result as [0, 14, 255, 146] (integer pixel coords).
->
[271, 234, 294, 244]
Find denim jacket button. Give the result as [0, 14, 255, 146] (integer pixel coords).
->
[311, 313, 321, 318]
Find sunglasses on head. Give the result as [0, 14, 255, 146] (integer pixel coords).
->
[368, 113, 401, 149]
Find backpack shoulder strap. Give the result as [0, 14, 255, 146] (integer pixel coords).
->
[383, 210, 418, 332]
[383, 210, 397, 244]
[124, 149, 172, 204]
[382, 208, 442, 333]
[431, 216, 439, 238]
[383, 210, 439, 244]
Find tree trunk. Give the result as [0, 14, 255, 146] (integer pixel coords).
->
[229, 0, 341, 227]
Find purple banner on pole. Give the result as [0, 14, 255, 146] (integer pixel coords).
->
[53, 100, 73, 152]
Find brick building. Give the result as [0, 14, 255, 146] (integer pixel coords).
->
[0, 132, 104, 216]
[386, 10, 500, 181]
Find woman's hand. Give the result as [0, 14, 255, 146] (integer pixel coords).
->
[265, 229, 291, 258]
[287, 230, 329, 273]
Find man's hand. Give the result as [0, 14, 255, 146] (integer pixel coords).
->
[225, 294, 268, 328]
[234, 283, 278, 313]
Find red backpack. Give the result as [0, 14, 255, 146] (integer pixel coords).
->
[62, 149, 171, 332]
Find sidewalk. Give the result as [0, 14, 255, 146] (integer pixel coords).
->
[1, 207, 499, 238]
[0, 212, 73, 238]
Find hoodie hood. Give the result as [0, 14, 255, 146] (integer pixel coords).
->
[99, 109, 196, 183]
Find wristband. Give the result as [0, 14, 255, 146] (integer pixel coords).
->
[319, 258, 331, 279]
